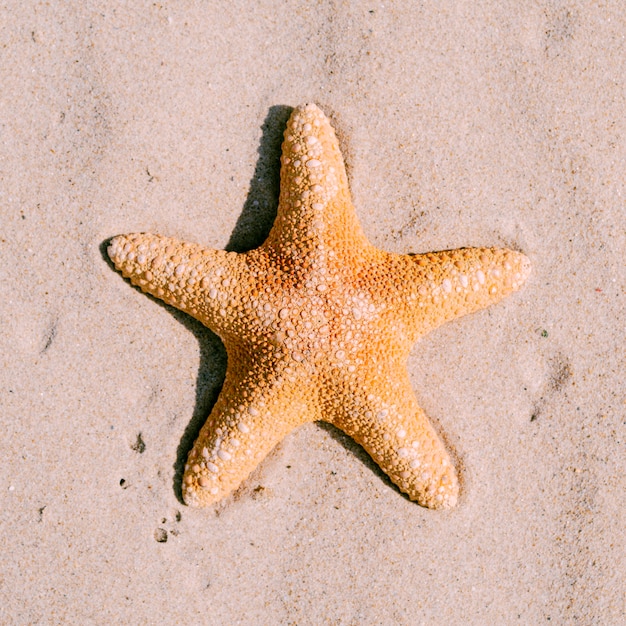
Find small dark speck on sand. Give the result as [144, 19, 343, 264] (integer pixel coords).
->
[131, 433, 146, 454]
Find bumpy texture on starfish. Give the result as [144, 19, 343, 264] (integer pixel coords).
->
[108, 103, 531, 509]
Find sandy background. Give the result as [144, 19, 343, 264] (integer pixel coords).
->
[1, 1, 624, 624]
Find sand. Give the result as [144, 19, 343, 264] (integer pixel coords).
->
[1, 1, 624, 624]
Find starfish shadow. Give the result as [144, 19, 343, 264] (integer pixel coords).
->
[225, 105, 293, 252]
[315, 422, 415, 503]
[101, 105, 294, 504]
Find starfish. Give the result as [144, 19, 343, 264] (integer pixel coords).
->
[108, 103, 530, 509]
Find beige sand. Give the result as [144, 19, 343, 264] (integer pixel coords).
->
[1, 2, 624, 624]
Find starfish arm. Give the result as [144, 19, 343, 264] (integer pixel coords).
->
[389, 247, 531, 338]
[327, 367, 459, 509]
[264, 103, 370, 259]
[182, 351, 315, 507]
[108, 233, 247, 330]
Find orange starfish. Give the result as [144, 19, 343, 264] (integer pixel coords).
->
[108, 103, 530, 509]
